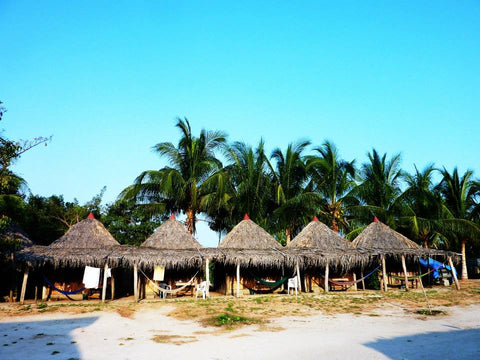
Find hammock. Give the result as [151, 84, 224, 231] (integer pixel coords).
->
[43, 275, 85, 301]
[314, 266, 381, 290]
[249, 272, 289, 287]
[389, 264, 444, 281]
[139, 268, 200, 295]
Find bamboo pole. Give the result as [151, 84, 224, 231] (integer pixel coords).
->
[353, 273, 358, 291]
[102, 263, 108, 303]
[448, 256, 460, 290]
[20, 268, 29, 305]
[417, 263, 432, 313]
[205, 258, 210, 298]
[401, 255, 409, 291]
[324, 260, 329, 293]
[111, 271, 115, 300]
[296, 261, 301, 294]
[361, 270, 365, 290]
[236, 262, 240, 297]
[133, 263, 138, 302]
[9, 253, 14, 302]
[42, 286, 48, 301]
[381, 255, 388, 291]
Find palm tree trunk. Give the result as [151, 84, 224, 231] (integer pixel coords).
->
[185, 208, 195, 234]
[285, 228, 292, 246]
[461, 239, 468, 280]
[332, 216, 338, 233]
[423, 240, 428, 248]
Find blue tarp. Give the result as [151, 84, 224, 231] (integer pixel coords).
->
[419, 257, 457, 279]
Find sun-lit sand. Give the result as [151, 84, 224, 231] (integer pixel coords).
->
[0, 301, 479, 360]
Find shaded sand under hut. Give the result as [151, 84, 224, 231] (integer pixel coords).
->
[138, 214, 208, 299]
[352, 217, 461, 291]
[288, 216, 361, 292]
[217, 214, 289, 296]
[15, 213, 120, 303]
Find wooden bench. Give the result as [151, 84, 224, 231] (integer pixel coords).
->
[329, 278, 349, 291]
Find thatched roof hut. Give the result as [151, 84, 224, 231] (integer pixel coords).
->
[141, 215, 202, 249]
[49, 213, 119, 249]
[219, 215, 282, 250]
[288, 217, 354, 250]
[2, 222, 33, 248]
[352, 219, 419, 250]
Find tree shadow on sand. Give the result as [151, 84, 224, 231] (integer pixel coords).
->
[364, 327, 480, 360]
[0, 316, 98, 360]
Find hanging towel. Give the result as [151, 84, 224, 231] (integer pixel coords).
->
[83, 266, 101, 289]
[105, 267, 111, 278]
[153, 266, 165, 281]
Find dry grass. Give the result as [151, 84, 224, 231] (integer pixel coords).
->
[2, 280, 479, 329]
[151, 335, 197, 345]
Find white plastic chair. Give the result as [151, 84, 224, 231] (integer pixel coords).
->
[195, 281, 208, 299]
[159, 283, 171, 299]
[288, 277, 298, 295]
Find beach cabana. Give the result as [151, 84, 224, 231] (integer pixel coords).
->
[288, 217, 357, 292]
[138, 214, 207, 299]
[17, 213, 120, 303]
[217, 214, 286, 296]
[352, 218, 460, 291]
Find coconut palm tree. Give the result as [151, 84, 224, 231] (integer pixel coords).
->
[121, 118, 227, 234]
[437, 168, 480, 279]
[223, 140, 273, 227]
[398, 165, 448, 248]
[349, 149, 404, 228]
[270, 140, 317, 245]
[306, 141, 356, 233]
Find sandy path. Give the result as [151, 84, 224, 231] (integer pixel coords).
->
[0, 304, 479, 360]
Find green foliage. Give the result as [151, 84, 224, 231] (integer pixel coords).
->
[213, 313, 250, 326]
[102, 199, 162, 245]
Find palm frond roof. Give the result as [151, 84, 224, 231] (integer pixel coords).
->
[141, 216, 202, 249]
[288, 218, 354, 250]
[352, 219, 419, 250]
[219, 215, 282, 250]
[49, 214, 119, 248]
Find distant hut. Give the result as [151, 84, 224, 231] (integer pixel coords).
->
[288, 216, 358, 292]
[16, 213, 120, 303]
[352, 217, 460, 291]
[217, 214, 286, 296]
[1, 223, 33, 302]
[139, 214, 206, 299]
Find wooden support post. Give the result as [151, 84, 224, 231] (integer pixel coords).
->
[324, 260, 329, 293]
[111, 272, 115, 300]
[133, 263, 138, 302]
[236, 262, 240, 297]
[401, 255, 409, 291]
[353, 273, 358, 291]
[205, 258, 210, 297]
[296, 261, 301, 294]
[102, 263, 108, 303]
[42, 286, 48, 301]
[9, 253, 15, 302]
[20, 268, 29, 305]
[34, 286, 38, 302]
[361, 270, 365, 290]
[381, 255, 388, 292]
[448, 256, 460, 290]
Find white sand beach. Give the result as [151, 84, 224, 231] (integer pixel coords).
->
[0, 303, 479, 360]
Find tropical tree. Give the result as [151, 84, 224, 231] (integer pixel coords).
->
[349, 149, 404, 228]
[437, 168, 480, 279]
[270, 140, 316, 245]
[306, 140, 356, 233]
[121, 118, 227, 234]
[221, 140, 273, 227]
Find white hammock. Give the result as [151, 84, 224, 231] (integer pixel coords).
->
[138, 268, 200, 295]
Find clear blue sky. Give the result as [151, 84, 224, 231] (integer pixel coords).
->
[1, 1, 479, 246]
